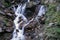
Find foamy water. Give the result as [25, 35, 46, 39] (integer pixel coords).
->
[11, 3, 27, 40]
[11, 1, 46, 40]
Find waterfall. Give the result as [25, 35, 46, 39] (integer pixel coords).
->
[11, 0, 46, 39]
[37, 5, 46, 16]
[35, 5, 46, 20]
[11, 0, 33, 40]
[28, 0, 30, 2]
[11, 3, 27, 40]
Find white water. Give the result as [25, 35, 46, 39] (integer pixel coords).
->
[37, 5, 46, 16]
[11, 3, 27, 40]
[28, 0, 30, 2]
[35, 5, 46, 20]
[11, 0, 32, 40]
[11, 0, 46, 40]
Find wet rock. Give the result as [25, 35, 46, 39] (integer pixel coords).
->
[7, 13, 13, 16]
[25, 2, 37, 18]
[0, 27, 3, 32]
[35, 5, 41, 16]
[5, 27, 13, 32]
[0, 18, 6, 32]
[39, 16, 46, 24]
[0, 10, 5, 15]
[26, 1, 37, 8]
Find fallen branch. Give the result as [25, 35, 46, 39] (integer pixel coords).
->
[24, 18, 34, 27]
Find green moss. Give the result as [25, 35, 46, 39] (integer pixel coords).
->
[45, 4, 60, 40]
[3, 0, 11, 7]
[45, 27, 60, 38]
[45, 4, 60, 24]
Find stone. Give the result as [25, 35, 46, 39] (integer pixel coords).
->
[0, 10, 5, 15]
[7, 13, 12, 16]
[0, 27, 2, 32]
[26, 1, 37, 8]
[5, 27, 13, 32]
[57, 4, 60, 12]
[48, 23, 54, 27]
[44, 0, 56, 4]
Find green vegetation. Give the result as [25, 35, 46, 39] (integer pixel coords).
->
[3, 0, 11, 7]
[45, 4, 60, 40]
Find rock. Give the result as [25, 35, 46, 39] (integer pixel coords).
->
[26, 1, 37, 8]
[35, 36, 38, 38]
[44, 0, 49, 4]
[39, 33, 43, 37]
[39, 16, 46, 24]
[35, 5, 41, 16]
[57, 4, 60, 12]
[6, 13, 13, 16]
[0, 14, 13, 32]
[0, 27, 2, 32]
[25, 20, 37, 28]
[33, 0, 40, 3]
[48, 23, 54, 27]
[0, 16, 4, 20]
[5, 27, 13, 32]
[25, 4, 36, 18]
[0, 10, 5, 15]
[0, 20, 5, 32]
[44, 0, 56, 4]
[0, 0, 5, 7]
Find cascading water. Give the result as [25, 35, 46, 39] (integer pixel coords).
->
[35, 5, 46, 21]
[35, 5, 46, 40]
[11, 3, 27, 40]
[37, 5, 46, 16]
[11, 0, 46, 39]
[28, 0, 30, 2]
[11, 0, 31, 40]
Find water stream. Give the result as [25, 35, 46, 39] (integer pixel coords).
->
[28, 0, 30, 2]
[35, 5, 46, 21]
[11, 3, 27, 40]
[11, 0, 46, 40]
